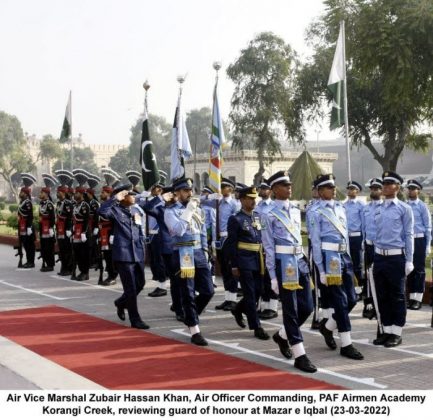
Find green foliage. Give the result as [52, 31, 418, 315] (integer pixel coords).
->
[0, 202, 4, 210]
[8, 204, 18, 213]
[297, 0, 433, 171]
[38, 134, 64, 171]
[0, 196, 5, 202]
[227, 32, 303, 182]
[7, 214, 18, 229]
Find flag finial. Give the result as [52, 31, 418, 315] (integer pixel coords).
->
[143, 80, 150, 91]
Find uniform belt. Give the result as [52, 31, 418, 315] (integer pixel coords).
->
[237, 242, 264, 275]
[149, 229, 159, 234]
[219, 231, 228, 237]
[175, 240, 200, 247]
[349, 231, 361, 237]
[321, 242, 347, 253]
[414, 233, 425, 238]
[275, 245, 303, 255]
[365, 239, 373, 245]
[374, 247, 403, 256]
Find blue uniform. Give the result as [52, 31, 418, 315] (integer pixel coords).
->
[309, 200, 356, 333]
[362, 199, 382, 266]
[344, 199, 365, 288]
[225, 210, 264, 330]
[261, 200, 313, 345]
[373, 198, 414, 332]
[99, 197, 146, 324]
[164, 201, 214, 327]
[214, 196, 239, 296]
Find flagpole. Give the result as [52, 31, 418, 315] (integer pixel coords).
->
[69, 91, 73, 171]
[176, 75, 186, 178]
[143, 80, 150, 240]
[341, 20, 352, 180]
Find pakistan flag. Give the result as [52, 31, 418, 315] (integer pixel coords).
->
[327, 24, 345, 130]
[140, 105, 160, 190]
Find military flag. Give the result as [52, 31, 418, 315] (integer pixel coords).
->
[60, 91, 72, 143]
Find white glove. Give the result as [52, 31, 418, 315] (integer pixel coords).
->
[93, 228, 99, 236]
[180, 199, 198, 223]
[81, 233, 87, 242]
[405, 262, 414, 276]
[109, 235, 114, 245]
[137, 191, 151, 199]
[49, 228, 54, 237]
[271, 278, 279, 295]
[319, 272, 327, 286]
[115, 190, 128, 201]
[426, 246, 431, 256]
[208, 193, 223, 200]
[27, 227, 32, 235]
[65, 230, 72, 238]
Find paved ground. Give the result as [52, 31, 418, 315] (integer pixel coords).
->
[1, 243, 433, 390]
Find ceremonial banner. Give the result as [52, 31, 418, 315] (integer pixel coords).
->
[140, 104, 160, 190]
[60, 91, 72, 143]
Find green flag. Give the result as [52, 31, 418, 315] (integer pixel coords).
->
[140, 105, 160, 190]
[60, 91, 72, 143]
[327, 25, 345, 130]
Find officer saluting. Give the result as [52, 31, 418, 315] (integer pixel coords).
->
[405, 179, 431, 310]
[309, 174, 363, 360]
[17, 173, 37, 268]
[54, 170, 74, 276]
[261, 170, 317, 373]
[39, 173, 57, 272]
[373, 171, 414, 347]
[99, 183, 149, 329]
[225, 186, 270, 341]
[71, 169, 91, 281]
[164, 177, 214, 346]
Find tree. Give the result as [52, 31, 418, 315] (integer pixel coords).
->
[52, 146, 99, 174]
[227, 32, 304, 183]
[38, 134, 63, 173]
[0, 111, 34, 202]
[109, 148, 135, 177]
[297, 0, 433, 172]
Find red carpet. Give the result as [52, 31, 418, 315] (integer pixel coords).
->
[0, 306, 343, 390]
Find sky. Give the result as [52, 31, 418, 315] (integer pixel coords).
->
[0, 0, 334, 145]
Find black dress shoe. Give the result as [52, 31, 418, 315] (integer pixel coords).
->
[58, 271, 72, 276]
[362, 306, 377, 320]
[101, 278, 116, 286]
[254, 327, 270, 340]
[272, 332, 292, 359]
[131, 320, 150, 329]
[231, 308, 246, 329]
[148, 287, 167, 297]
[384, 334, 402, 348]
[340, 344, 364, 360]
[407, 299, 415, 309]
[76, 272, 89, 281]
[40, 266, 54, 272]
[22, 262, 35, 268]
[191, 333, 208, 346]
[294, 355, 317, 373]
[215, 300, 230, 310]
[319, 321, 337, 350]
[373, 333, 391, 346]
[258, 309, 278, 320]
[114, 301, 125, 321]
[223, 301, 237, 311]
[411, 301, 422, 310]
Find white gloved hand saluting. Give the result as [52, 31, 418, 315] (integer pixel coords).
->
[319, 272, 327, 286]
[405, 262, 414, 276]
[208, 193, 223, 200]
[115, 190, 128, 202]
[271, 278, 279, 295]
[81, 233, 87, 243]
[27, 227, 32, 236]
[49, 228, 54, 237]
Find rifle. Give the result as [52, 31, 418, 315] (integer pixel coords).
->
[14, 237, 24, 268]
[367, 266, 384, 337]
[96, 238, 104, 284]
[70, 238, 78, 280]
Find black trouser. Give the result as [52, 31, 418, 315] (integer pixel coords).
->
[73, 241, 90, 274]
[115, 261, 145, 323]
[58, 237, 73, 272]
[407, 237, 427, 295]
[217, 246, 237, 294]
[349, 235, 364, 290]
[21, 234, 35, 264]
[40, 237, 55, 268]
[148, 233, 167, 281]
[103, 249, 118, 279]
[163, 253, 183, 317]
[236, 269, 263, 330]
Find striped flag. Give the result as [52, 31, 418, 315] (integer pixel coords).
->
[208, 83, 225, 193]
[170, 95, 192, 181]
[60, 91, 72, 143]
[140, 103, 160, 190]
